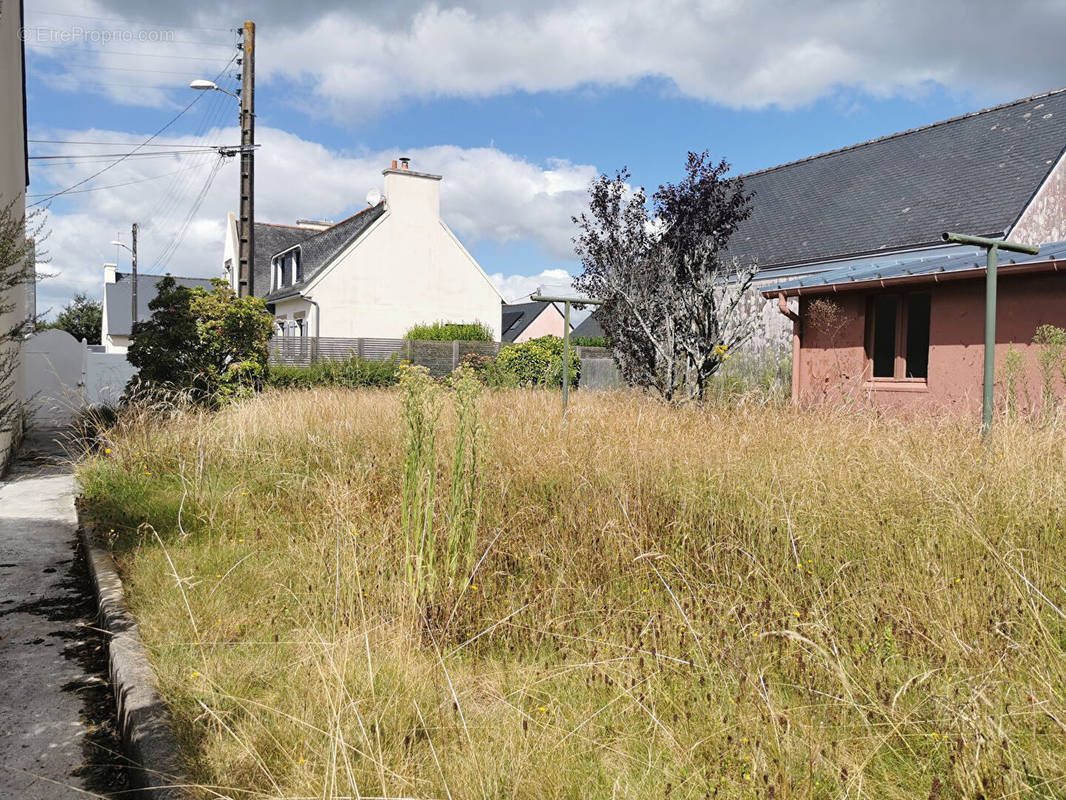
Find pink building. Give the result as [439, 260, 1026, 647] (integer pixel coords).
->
[764, 245, 1066, 414]
[501, 301, 570, 343]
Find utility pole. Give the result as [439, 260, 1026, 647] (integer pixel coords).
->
[237, 20, 255, 297]
[130, 222, 138, 329]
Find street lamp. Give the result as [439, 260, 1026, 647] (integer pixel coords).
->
[189, 79, 240, 101]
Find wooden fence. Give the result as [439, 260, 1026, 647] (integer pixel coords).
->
[270, 336, 612, 378]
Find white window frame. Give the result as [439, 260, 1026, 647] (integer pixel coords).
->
[271, 246, 302, 291]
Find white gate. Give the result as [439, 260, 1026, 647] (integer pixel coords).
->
[23, 330, 137, 427]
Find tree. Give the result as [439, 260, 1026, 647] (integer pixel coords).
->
[41, 293, 102, 344]
[1, 201, 45, 439]
[127, 277, 273, 403]
[573, 152, 757, 401]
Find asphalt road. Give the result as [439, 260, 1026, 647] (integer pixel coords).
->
[0, 430, 128, 798]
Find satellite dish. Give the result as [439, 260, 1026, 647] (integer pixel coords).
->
[366, 187, 382, 206]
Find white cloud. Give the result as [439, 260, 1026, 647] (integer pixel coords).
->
[30, 127, 594, 316]
[25, 0, 1066, 114]
[490, 268, 576, 305]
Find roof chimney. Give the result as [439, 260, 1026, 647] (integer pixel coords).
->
[391, 159, 398, 169]
[104, 263, 117, 284]
[399, 157, 410, 170]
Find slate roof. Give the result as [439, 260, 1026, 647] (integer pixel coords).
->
[571, 312, 604, 339]
[763, 240, 1066, 297]
[104, 273, 216, 336]
[501, 301, 566, 343]
[256, 203, 386, 300]
[729, 88, 1066, 271]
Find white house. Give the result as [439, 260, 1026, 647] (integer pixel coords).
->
[100, 265, 215, 353]
[223, 159, 504, 339]
[1, 0, 29, 466]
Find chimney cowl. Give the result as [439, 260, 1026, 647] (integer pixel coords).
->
[399, 156, 410, 169]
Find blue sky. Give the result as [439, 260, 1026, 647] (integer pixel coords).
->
[21, 1, 1066, 315]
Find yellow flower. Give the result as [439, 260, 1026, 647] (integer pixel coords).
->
[104, 448, 111, 454]
[537, 706, 548, 712]
[190, 671, 200, 678]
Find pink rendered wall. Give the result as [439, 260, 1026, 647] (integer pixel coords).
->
[796, 272, 1066, 415]
[514, 305, 568, 343]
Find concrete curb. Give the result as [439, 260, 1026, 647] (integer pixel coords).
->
[79, 524, 190, 799]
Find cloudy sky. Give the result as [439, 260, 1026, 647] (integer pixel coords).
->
[21, 0, 1066, 316]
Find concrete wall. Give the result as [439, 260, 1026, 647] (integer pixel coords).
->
[306, 167, 503, 340]
[794, 271, 1066, 414]
[0, 0, 27, 464]
[24, 331, 137, 427]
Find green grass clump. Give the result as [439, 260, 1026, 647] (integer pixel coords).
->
[266, 354, 399, 389]
[404, 320, 494, 341]
[77, 391, 1066, 799]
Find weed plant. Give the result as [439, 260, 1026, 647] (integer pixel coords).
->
[78, 390, 1066, 799]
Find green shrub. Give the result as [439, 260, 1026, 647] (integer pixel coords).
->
[571, 335, 609, 348]
[266, 355, 399, 389]
[496, 335, 579, 387]
[404, 321, 494, 342]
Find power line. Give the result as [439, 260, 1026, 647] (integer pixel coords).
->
[28, 52, 238, 208]
[29, 139, 242, 147]
[30, 149, 224, 160]
[149, 155, 229, 274]
[30, 9, 236, 33]
[39, 62, 227, 76]
[25, 161, 220, 197]
[29, 43, 235, 61]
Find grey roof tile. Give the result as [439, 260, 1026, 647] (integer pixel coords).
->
[257, 203, 386, 300]
[730, 88, 1066, 270]
[105, 274, 216, 336]
[764, 240, 1066, 295]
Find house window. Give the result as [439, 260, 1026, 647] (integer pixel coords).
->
[271, 249, 302, 290]
[867, 292, 931, 380]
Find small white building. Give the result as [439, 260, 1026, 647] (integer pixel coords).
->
[223, 159, 504, 340]
[100, 266, 215, 353]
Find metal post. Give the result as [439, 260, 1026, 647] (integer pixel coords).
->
[237, 20, 255, 297]
[130, 222, 138, 329]
[941, 232, 1040, 435]
[982, 245, 998, 435]
[530, 292, 605, 409]
[562, 300, 571, 408]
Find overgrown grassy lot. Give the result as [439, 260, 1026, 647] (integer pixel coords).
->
[78, 389, 1066, 799]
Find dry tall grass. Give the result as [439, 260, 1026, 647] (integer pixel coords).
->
[78, 388, 1066, 799]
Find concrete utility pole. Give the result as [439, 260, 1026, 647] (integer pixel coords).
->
[130, 222, 138, 328]
[941, 232, 1040, 435]
[237, 20, 255, 297]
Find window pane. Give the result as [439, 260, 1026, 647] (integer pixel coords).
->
[905, 293, 931, 378]
[871, 295, 897, 378]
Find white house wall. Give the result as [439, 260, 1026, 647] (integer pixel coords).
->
[1, 0, 26, 464]
[307, 170, 502, 339]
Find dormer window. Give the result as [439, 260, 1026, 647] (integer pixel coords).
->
[271, 247, 302, 290]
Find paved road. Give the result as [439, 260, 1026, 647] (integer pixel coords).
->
[0, 430, 128, 798]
